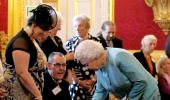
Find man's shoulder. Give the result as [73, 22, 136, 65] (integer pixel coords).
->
[60, 80, 69, 86]
[107, 48, 124, 56]
[89, 34, 100, 41]
[108, 48, 133, 58]
[113, 37, 122, 42]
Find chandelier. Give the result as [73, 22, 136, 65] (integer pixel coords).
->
[145, 0, 170, 35]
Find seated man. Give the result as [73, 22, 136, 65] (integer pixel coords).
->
[43, 52, 71, 100]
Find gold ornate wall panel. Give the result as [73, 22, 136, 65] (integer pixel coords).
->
[8, 0, 24, 37]
[145, 0, 170, 35]
[8, 0, 58, 37]
[109, 0, 114, 21]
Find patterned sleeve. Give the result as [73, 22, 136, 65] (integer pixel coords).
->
[65, 39, 73, 52]
[65, 38, 75, 69]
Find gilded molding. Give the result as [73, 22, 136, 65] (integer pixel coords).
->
[145, 0, 170, 35]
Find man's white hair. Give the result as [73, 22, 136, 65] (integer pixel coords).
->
[141, 34, 157, 49]
[75, 40, 104, 64]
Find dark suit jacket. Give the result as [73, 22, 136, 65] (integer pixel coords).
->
[98, 34, 123, 49]
[133, 50, 157, 77]
[43, 71, 71, 100]
[166, 35, 170, 58]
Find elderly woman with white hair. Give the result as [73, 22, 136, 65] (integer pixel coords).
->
[75, 40, 160, 100]
[156, 56, 170, 99]
[133, 34, 157, 78]
[65, 14, 99, 100]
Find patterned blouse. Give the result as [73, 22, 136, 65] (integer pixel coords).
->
[65, 34, 99, 100]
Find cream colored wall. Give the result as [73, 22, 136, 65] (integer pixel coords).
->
[8, 0, 24, 37]
[8, 0, 113, 43]
[58, 0, 111, 43]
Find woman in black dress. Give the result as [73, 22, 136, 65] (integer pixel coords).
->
[4, 4, 57, 100]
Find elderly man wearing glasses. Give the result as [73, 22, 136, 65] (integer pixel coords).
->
[42, 52, 71, 100]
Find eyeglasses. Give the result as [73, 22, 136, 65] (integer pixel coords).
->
[50, 63, 66, 67]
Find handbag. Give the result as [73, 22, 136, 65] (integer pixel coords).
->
[2, 63, 33, 100]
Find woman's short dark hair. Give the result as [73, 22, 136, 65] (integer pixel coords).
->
[27, 4, 57, 31]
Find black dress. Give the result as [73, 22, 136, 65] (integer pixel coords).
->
[40, 36, 67, 58]
[65, 34, 99, 100]
[5, 29, 45, 99]
[5, 29, 37, 69]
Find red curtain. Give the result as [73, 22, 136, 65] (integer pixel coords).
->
[115, 0, 167, 50]
[0, 0, 8, 34]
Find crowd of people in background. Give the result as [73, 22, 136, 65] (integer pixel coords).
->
[0, 3, 170, 100]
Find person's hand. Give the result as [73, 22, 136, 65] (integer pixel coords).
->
[86, 79, 96, 93]
[66, 52, 75, 61]
[34, 96, 42, 100]
[86, 79, 95, 86]
[78, 80, 91, 90]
